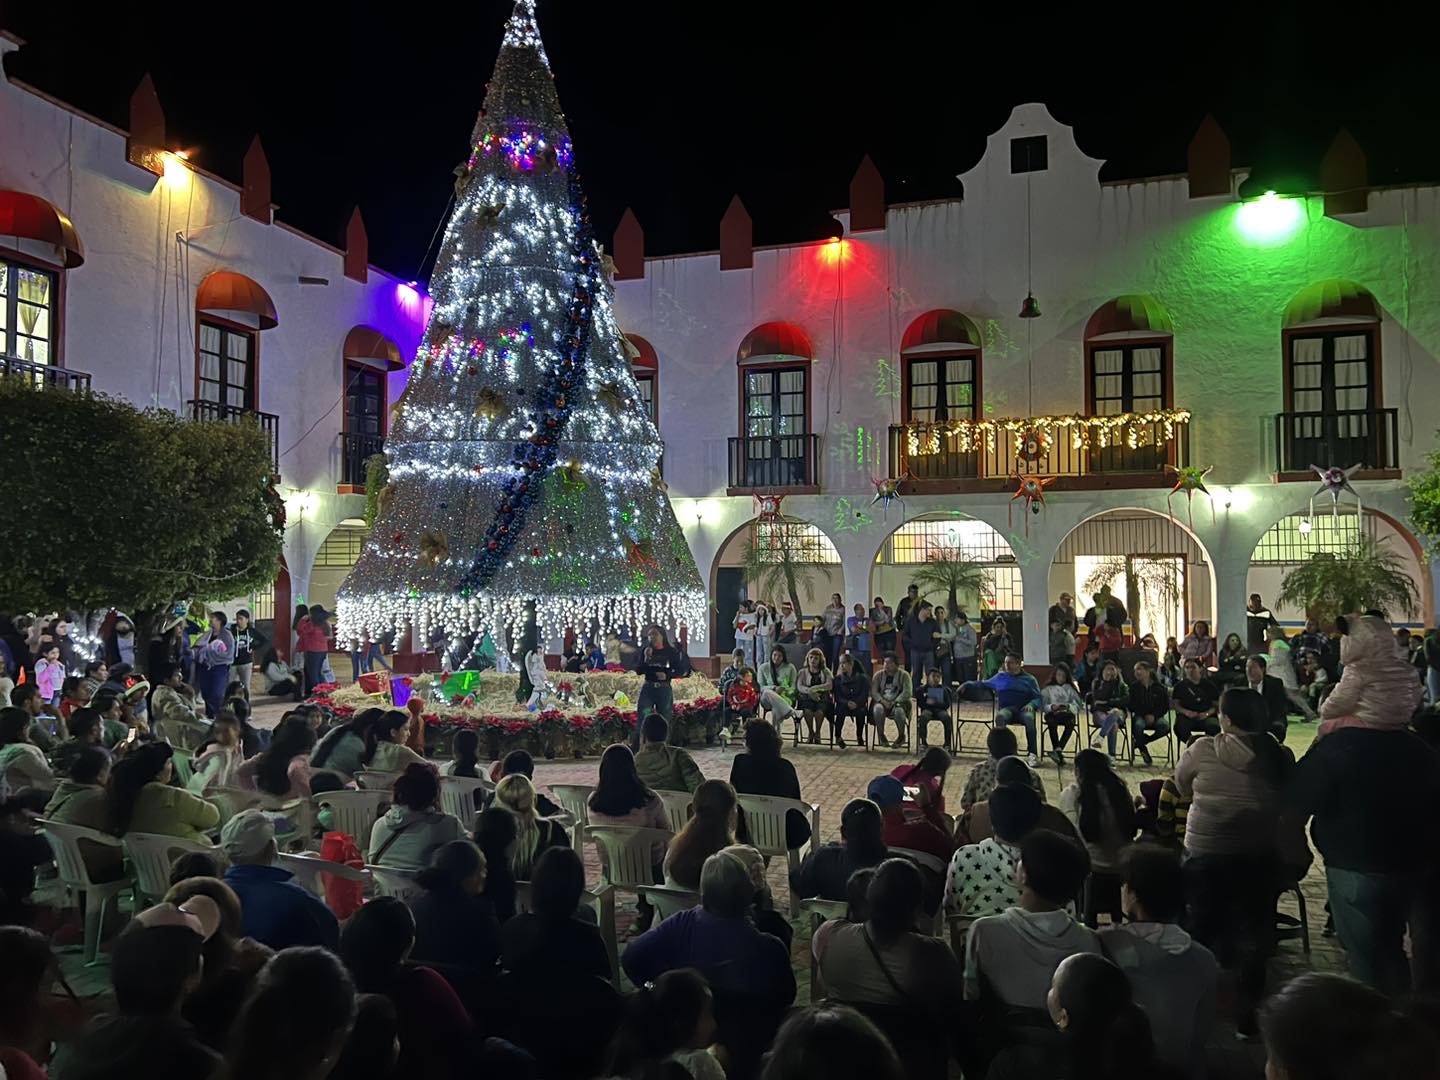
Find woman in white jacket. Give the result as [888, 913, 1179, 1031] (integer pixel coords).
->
[1040, 663, 1086, 767]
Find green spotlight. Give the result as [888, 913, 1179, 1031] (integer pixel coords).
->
[1235, 190, 1304, 245]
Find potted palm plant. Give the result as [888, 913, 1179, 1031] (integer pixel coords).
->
[1276, 535, 1419, 627]
[742, 517, 820, 624]
[911, 544, 991, 616]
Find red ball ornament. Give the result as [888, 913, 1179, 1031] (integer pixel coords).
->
[467, 365, 478, 376]
[530, 546, 541, 557]
[488, 540, 499, 550]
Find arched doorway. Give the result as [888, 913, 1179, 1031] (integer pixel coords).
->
[1247, 507, 1432, 628]
[709, 516, 843, 654]
[1049, 509, 1216, 645]
[307, 519, 370, 620]
[870, 513, 1024, 649]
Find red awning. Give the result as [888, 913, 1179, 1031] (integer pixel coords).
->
[901, 309, 982, 352]
[1085, 294, 1174, 340]
[1283, 279, 1379, 327]
[344, 325, 404, 371]
[0, 190, 85, 268]
[737, 321, 812, 364]
[196, 271, 278, 330]
[623, 333, 658, 371]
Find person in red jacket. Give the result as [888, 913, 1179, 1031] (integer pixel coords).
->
[866, 774, 953, 865]
[293, 605, 332, 698]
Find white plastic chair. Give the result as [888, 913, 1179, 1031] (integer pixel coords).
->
[655, 790, 694, 835]
[170, 747, 195, 787]
[637, 883, 701, 922]
[797, 897, 849, 1001]
[37, 819, 131, 964]
[211, 787, 266, 825]
[439, 775, 490, 830]
[277, 852, 371, 905]
[587, 825, 671, 891]
[355, 770, 400, 791]
[368, 864, 422, 903]
[313, 790, 389, 845]
[549, 783, 595, 850]
[734, 793, 820, 914]
[165, 718, 212, 753]
[122, 832, 219, 905]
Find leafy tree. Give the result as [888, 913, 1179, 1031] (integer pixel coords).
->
[1409, 435, 1440, 556]
[1277, 535, 1419, 627]
[910, 544, 990, 615]
[0, 380, 283, 673]
[742, 517, 820, 619]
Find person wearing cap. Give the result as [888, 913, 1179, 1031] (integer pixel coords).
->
[221, 809, 339, 951]
[1048, 593, 1079, 637]
[867, 774, 954, 866]
[62, 905, 222, 1080]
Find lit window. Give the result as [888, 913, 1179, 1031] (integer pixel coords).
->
[0, 258, 59, 364]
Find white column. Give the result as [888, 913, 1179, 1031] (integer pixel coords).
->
[1019, 556, 1053, 666]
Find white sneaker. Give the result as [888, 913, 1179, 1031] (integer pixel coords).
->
[1027, 753, 1040, 767]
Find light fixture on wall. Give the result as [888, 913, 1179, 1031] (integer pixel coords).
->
[1298, 518, 1313, 536]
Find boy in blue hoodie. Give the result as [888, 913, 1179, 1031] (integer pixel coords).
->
[962, 653, 1043, 766]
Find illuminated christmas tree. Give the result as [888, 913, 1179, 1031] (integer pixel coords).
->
[336, 0, 704, 650]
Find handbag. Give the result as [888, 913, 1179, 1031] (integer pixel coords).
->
[859, 925, 921, 1008]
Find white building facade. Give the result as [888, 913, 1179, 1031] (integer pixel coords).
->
[0, 34, 425, 650]
[611, 104, 1440, 664]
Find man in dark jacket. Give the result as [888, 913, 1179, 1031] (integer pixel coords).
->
[220, 811, 338, 951]
[1289, 725, 1440, 994]
[1245, 594, 1280, 654]
[903, 601, 939, 681]
[1127, 661, 1171, 766]
[1244, 655, 1289, 739]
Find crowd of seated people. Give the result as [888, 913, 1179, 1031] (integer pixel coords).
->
[1, 600, 1439, 1079]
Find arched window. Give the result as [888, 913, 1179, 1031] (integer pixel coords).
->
[341, 326, 403, 489]
[194, 271, 280, 469]
[900, 309, 983, 424]
[731, 321, 817, 491]
[623, 333, 658, 424]
[0, 189, 86, 387]
[1279, 279, 1390, 472]
[1085, 295, 1174, 473]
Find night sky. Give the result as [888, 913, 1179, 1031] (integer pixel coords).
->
[4, 1, 1436, 280]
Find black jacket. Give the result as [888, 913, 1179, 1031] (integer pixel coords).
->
[1252, 674, 1290, 735]
[730, 752, 812, 850]
[1172, 677, 1219, 715]
[833, 672, 870, 709]
[1127, 680, 1170, 720]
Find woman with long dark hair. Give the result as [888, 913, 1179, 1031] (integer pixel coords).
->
[728, 719, 812, 850]
[312, 706, 382, 780]
[1215, 632, 1248, 686]
[408, 839, 500, 975]
[1058, 748, 1136, 927]
[588, 743, 670, 882]
[238, 719, 316, 799]
[223, 948, 356, 1080]
[104, 741, 219, 841]
[361, 710, 426, 773]
[1175, 686, 1303, 1037]
[608, 968, 724, 1080]
[442, 729, 482, 778]
[338, 897, 473, 1079]
[664, 779, 738, 890]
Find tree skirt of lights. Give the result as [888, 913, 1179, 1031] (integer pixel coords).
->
[307, 672, 721, 759]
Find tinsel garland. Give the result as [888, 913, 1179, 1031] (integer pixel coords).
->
[459, 170, 599, 594]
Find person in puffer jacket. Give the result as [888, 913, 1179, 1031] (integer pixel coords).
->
[1317, 613, 1424, 739]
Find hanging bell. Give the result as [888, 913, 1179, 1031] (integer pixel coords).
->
[1018, 293, 1042, 319]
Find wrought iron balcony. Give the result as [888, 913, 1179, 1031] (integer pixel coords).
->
[888, 410, 1190, 484]
[342, 432, 386, 487]
[727, 434, 821, 491]
[1273, 408, 1399, 474]
[187, 399, 280, 472]
[1, 354, 91, 392]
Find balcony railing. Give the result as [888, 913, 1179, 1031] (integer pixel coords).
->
[1273, 408, 1399, 473]
[342, 432, 385, 487]
[727, 434, 821, 490]
[889, 412, 1190, 484]
[1, 354, 91, 392]
[188, 399, 280, 472]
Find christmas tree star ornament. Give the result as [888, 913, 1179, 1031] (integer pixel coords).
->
[870, 473, 907, 520]
[1310, 463, 1362, 519]
[335, 0, 704, 648]
[753, 493, 786, 525]
[1166, 464, 1215, 529]
[1009, 474, 1054, 535]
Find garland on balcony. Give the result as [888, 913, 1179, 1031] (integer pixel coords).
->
[903, 408, 1192, 456]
